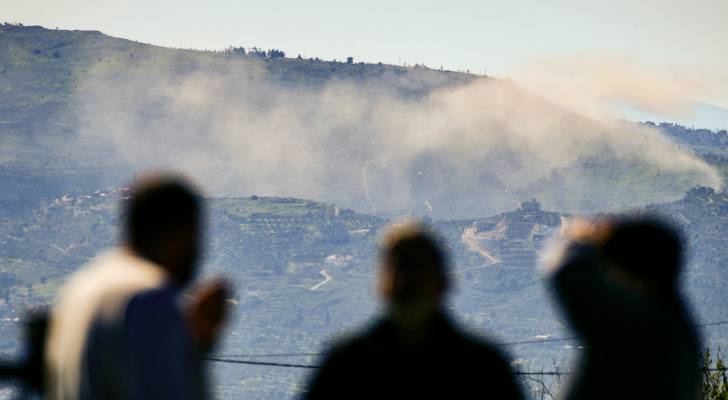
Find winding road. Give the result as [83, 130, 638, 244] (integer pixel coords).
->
[461, 227, 499, 265]
[310, 270, 333, 291]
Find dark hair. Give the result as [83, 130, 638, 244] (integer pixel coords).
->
[124, 176, 202, 254]
[382, 224, 446, 275]
[602, 217, 683, 295]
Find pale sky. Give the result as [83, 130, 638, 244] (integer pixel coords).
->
[5, 0, 728, 126]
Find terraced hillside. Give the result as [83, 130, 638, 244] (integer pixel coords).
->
[648, 187, 728, 326]
[1, 188, 727, 398]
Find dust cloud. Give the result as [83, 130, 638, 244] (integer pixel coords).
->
[71, 54, 722, 218]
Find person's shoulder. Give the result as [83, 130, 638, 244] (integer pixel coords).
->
[321, 319, 390, 361]
[56, 249, 119, 292]
[52, 249, 128, 317]
[57, 248, 167, 303]
[457, 330, 502, 354]
[449, 322, 512, 365]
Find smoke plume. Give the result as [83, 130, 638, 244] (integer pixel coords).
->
[71, 53, 722, 218]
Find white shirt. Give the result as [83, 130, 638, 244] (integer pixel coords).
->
[46, 248, 205, 400]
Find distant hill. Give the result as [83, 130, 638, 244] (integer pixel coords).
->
[0, 23, 474, 139]
[618, 101, 728, 132]
[0, 23, 724, 220]
[0, 24, 476, 217]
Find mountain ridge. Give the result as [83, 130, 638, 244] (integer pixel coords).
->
[0, 23, 724, 220]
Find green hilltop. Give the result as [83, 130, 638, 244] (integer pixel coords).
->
[0, 22, 475, 138]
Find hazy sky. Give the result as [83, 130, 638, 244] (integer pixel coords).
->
[5, 0, 728, 126]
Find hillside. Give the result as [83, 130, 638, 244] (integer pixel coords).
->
[1, 188, 727, 398]
[0, 23, 475, 217]
[1, 24, 724, 220]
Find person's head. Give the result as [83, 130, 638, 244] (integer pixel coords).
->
[123, 174, 203, 286]
[378, 223, 450, 318]
[600, 216, 683, 298]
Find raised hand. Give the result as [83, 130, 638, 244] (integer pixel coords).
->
[186, 279, 232, 352]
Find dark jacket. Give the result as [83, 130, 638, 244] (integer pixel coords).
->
[303, 312, 524, 400]
[551, 243, 701, 400]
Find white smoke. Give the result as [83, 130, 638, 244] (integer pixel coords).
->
[510, 53, 728, 122]
[70, 52, 722, 217]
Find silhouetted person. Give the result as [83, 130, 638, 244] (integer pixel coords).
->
[45, 174, 230, 400]
[544, 217, 701, 400]
[0, 307, 48, 399]
[303, 223, 523, 400]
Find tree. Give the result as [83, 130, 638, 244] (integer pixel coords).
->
[266, 49, 285, 58]
[346, 56, 354, 64]
[520, 351, 728, 400]
[247, 47, 266, 58]
[224, 46, 245, 56]
[700, 348, 728, 400]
